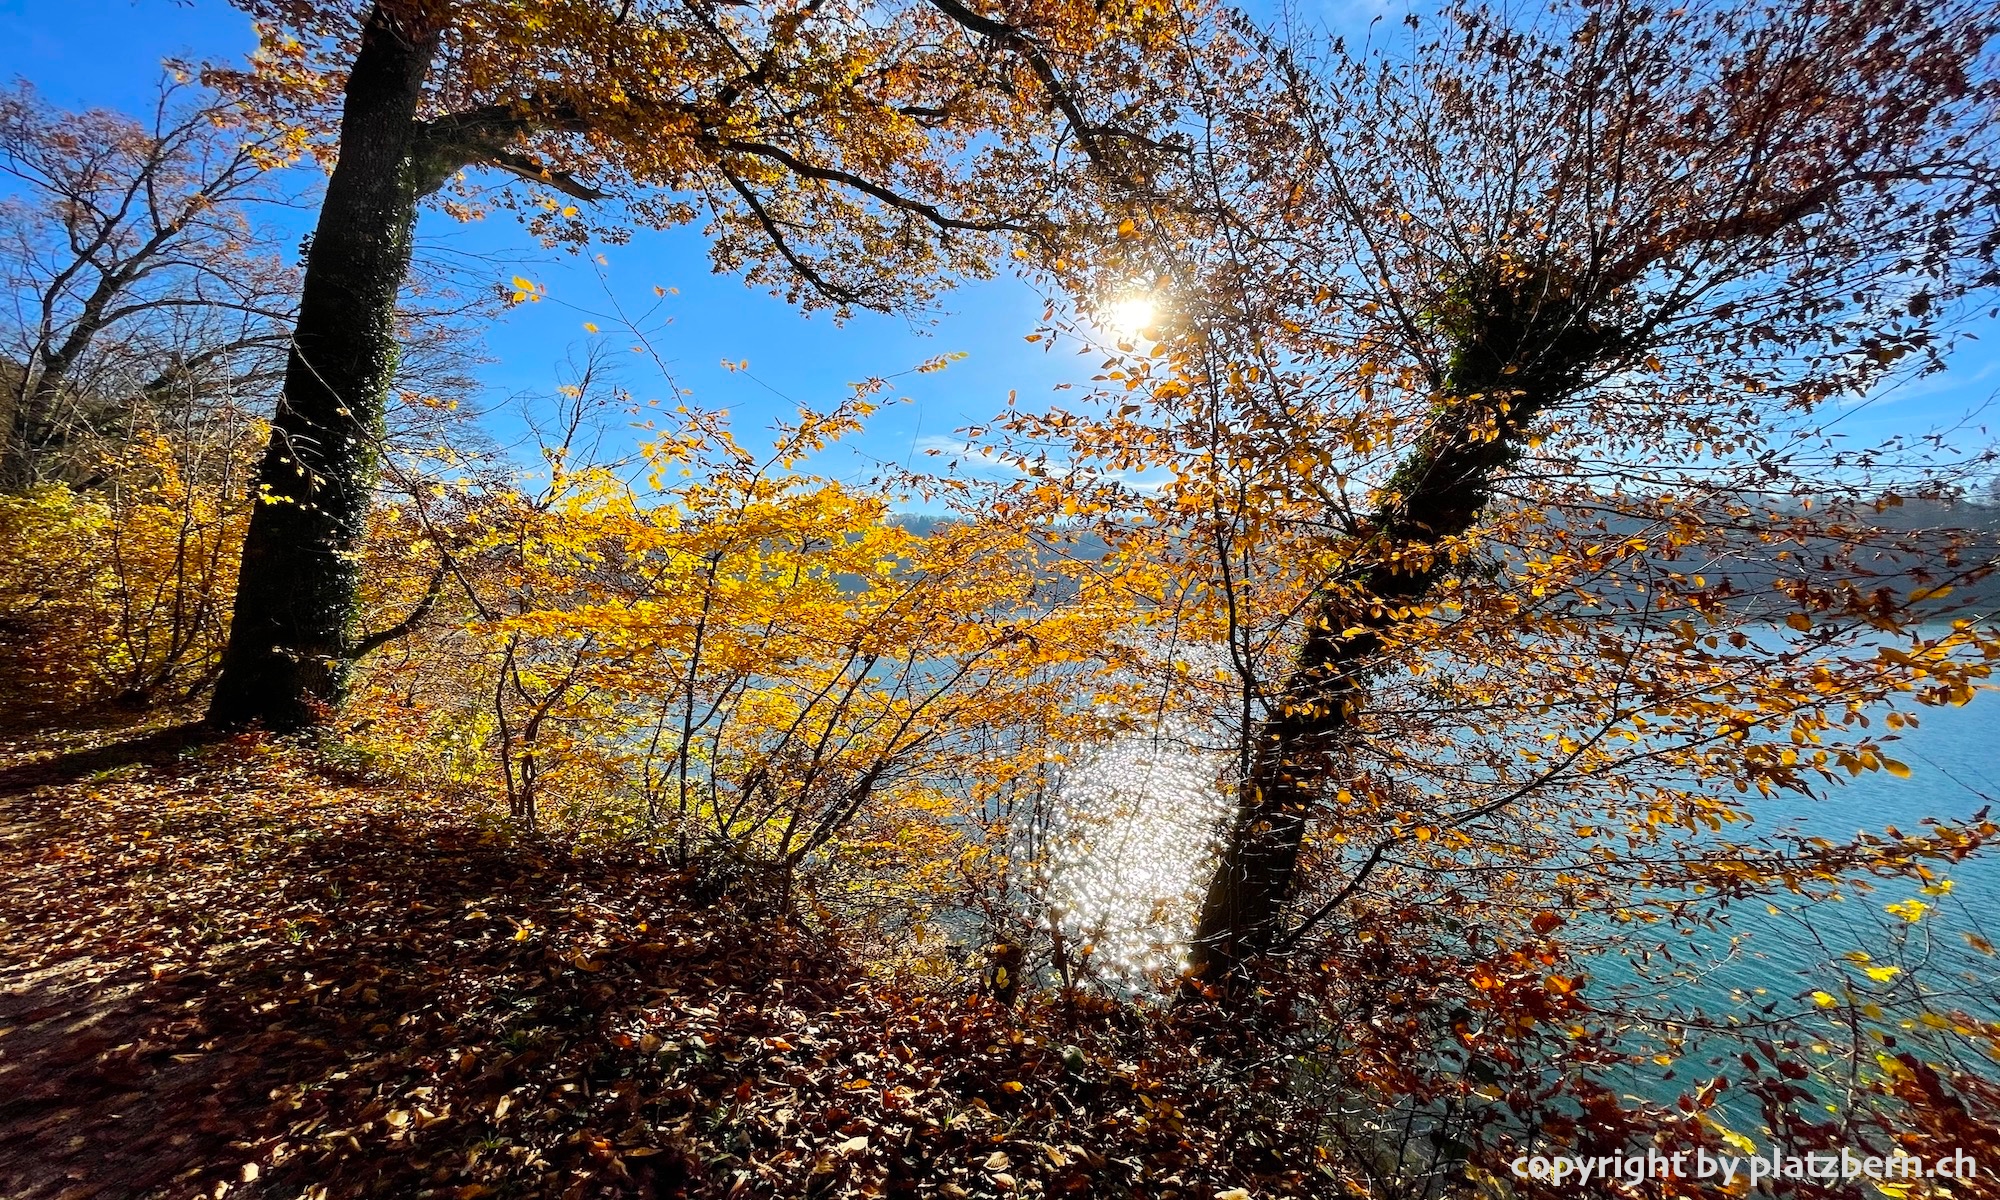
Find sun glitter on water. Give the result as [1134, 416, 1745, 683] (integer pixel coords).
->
[1049, 715, 1231, 984]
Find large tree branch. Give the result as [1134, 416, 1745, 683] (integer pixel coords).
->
[710, 136, 1024, 234]
[1600, 167, 1952, 290]
[344, 555, 450, 660]
[409, 98, 612, 200]
[922, 0, 1119, 173]
[716, 165, 864, 307]
[478, 147, 609, 201]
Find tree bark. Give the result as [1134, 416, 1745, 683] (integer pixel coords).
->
[1186, 266, 1613, 989]
[207, 7, 441, 730]
[4, 374, 57, 491]
[4, 269, 134, 490]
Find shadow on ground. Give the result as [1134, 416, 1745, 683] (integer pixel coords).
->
[0, 725, 730, 1199]
[0, 720, 1309, 1200]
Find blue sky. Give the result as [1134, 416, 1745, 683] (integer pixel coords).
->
[4, 0, 1995, 496]
[0, 0, 1080, 489]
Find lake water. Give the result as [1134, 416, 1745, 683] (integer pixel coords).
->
[1050, 647, 2000, 1088]
[1032, 622, 2000, 1159]
[1608, 692, 2000, 1000]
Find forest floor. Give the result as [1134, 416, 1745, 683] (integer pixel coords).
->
[0, 713, 1311, 1200]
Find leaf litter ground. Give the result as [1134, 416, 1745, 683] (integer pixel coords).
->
[0, 715, 1317, 1200]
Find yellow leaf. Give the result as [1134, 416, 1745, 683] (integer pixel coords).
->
[1811, 991, 1837, 1008]
[1884, 898, 1928, 921]
[1717, 1126, 1756, 1155]
[1862, 965, 1902, 983]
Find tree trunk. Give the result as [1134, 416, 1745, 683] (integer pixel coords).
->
[207, 8, 440, 730]
[1186, 265, 1612, 989]
[5, 326, 105, 490]
[3, 239, 135, 490]
[2, 375, 51, 492]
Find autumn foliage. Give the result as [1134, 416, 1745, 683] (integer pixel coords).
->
[6, 0, 2000, 1196]
[0, 431, 259, 712]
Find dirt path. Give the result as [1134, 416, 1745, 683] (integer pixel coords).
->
[0, 717, 382, 1199]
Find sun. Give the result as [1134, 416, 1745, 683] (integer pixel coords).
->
[1101, 293, 1158, 340]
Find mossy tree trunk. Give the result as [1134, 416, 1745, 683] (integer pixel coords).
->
[206, 8, 442, 730]
[1186, 266, 1616, 989]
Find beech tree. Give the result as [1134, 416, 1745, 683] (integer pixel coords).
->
[1184, 0, 2000, 987]
[978, 0, 2000, 995]
[205, 0, 1189, 729]
[905, 0, 2000, 1179]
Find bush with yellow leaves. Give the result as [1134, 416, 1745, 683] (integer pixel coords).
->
[0, 431, 256, 715]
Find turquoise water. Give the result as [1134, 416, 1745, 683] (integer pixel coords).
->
[1050, 638, 2000, 1126]
[1603, 692, 2000, 1002]
[1583, 685, 2000, 1123]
